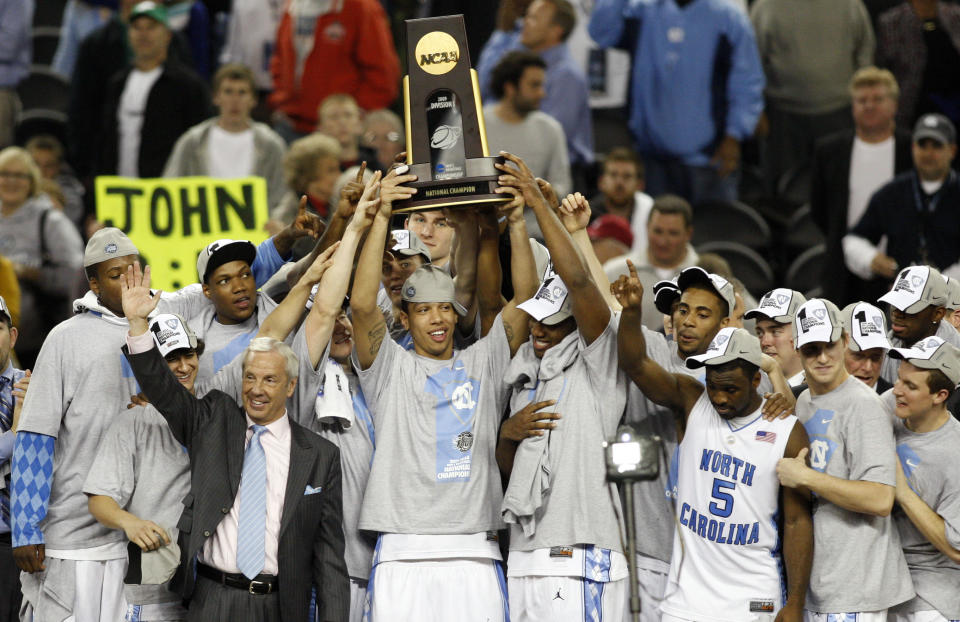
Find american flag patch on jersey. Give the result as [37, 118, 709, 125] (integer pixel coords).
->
[755, 431, 776, 443]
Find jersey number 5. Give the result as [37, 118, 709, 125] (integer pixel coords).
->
[709, 478, 735, 518]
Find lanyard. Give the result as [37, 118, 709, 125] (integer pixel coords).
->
[910, 170, 956, 265]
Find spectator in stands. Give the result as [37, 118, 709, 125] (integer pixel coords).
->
[51, 1, 114, 79]
[0, 295, 26, 622]
[219, 0, 286, 111]
[271, 133, 342, 228]
[166, 0, 211, 80]
[812, 67, 914, 306]
[361, 109, 404, 173]
[163, 63, 287, 211]
[840, 300, 894, 393]
[751, 0, 875, 194]
[68, 0, 194, 178]
[844, 114, 960, 285]
[0, 259, 20, 330]
[483, 51, 572, 198]
[589, 147, 653, 254]
[0, 147, 84, 368]
[877, 0, 960, 128]
[589, 0, 764, 204]
[0, 0, 32, 151]
[478, 0, 594, 170]
[603, 195, 699, 330]
[270, 0, 400, 141]
[317, 94, 379, 171]
[98, 2, 211, 178]
[587, 213, 633, 265]
[25, 135, 86, 230]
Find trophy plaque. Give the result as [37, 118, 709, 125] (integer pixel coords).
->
[393, 15, 511, 213]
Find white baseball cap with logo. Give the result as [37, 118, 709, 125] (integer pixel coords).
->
[942, 275, 960, 311]
[83, 227, 139, 268]
[148, 313, 198, 357]
[196, 239, 257, 284]
[518, 262, 573, 325]
[878, 266, 948, 314]
[841, 302, 892, 352]
[401, 265, 468, 316]
[745, 288, 807, 324]
[390, 229, 432, 263]
[793, 299, 844, 348]
[686, 327, 764, 369]
[888, 335, 960, 386]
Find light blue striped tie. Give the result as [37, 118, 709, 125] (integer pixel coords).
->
[237, 425, 267, 579]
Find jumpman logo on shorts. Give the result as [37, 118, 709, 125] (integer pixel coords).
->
[553, 587, 564, 601]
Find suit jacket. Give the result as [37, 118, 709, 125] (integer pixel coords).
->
[124, 345, 349, 622]
[809, 127, 913, 305]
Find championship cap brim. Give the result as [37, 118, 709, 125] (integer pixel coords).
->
[744, 288, 806, 324]
[686, 327, 763, 369]
[888, 336, 960, 386]
[793, 298, 843, 348]
[879, 266, 948, 314]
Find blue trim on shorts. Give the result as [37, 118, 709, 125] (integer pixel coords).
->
[583, 578, 604, 622]
[494, 560, 509, 622]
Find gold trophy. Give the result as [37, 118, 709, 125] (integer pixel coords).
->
[393, 15, 511, 213]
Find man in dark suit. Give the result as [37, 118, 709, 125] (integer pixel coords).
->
[811, 66, 913, 306]
[119, 262, 349, 622]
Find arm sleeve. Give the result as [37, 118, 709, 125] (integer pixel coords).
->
[251, 238, 287, 287]
[123, 345, 212, 450]
[842, 234, 878, 280]
[353, 331, 403, 418]
[314, 449, 349, 622]
[11, 432, 55, 547]
[853, 0, 876, 68]
[588, 0, 633, 49]
[723, 11, 766, 141]
[352, 3, 400, 110]
[155, 283, 207, 319]
[545, 121, 572, 198]
[0, 1, 29, 62]
[846, 403, 896, 486]
[0, 431, 14, 464]
[162, 134, 191, 178]
[476, 29, 520, 101]
[82, 418, 136, 508]
[288, 325, 326, 428]
[39, 209, 85, 297]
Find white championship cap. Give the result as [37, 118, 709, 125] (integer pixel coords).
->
[888, 336, 960, 386]
[686, 327, 764, 369]
[841, 302, 891, 352]
[793, 298, 844, 348]
[878, 266, 948, 314]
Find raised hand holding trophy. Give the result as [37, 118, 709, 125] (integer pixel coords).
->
[393, 15, 511, 213]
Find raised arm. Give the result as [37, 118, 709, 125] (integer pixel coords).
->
[352, 168, 411, 369]
[120, 263, 211, 449]
[499, 153, 610, 343]
[448, 209, 480, 330]
[611, 260, 704, 415]
[493, 157, 538, 356]
[476, 210, 505, 336]
[551, 187, 622, 311]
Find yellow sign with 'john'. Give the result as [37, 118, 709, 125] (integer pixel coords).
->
[95, 176, 269, 291]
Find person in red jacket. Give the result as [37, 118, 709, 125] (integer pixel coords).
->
[270, 0, 400, 140]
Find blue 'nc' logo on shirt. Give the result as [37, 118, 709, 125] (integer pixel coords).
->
[803, 408, 838, 472]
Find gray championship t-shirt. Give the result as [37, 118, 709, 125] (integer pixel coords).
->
[505, 315, 627, 553]
[354, 314, 512, 534]
[82, 405, 189, 605]
[317, 369, 377, 581]
[795, 375, 914, 612]
[891, 415, 960, 618]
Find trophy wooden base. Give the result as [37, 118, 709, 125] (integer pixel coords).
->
[392, 155, 512, 213]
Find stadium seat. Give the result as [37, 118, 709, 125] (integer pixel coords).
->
[15, 109, 68, 147]
[16, 67, 70, 115]
[33, 0, 67, 28]
[696, 240, 774, 297]
[776, 163, 811, 208]
[691, 200, 771, 250]
[785, 244, 826, 298]
[33, 28, 62, 68]
[785, 204, 825, 259]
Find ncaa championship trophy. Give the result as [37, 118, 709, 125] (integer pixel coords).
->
[393, 15, 511, 213]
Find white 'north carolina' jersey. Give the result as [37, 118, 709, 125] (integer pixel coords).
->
[661, 392, 797, 622]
